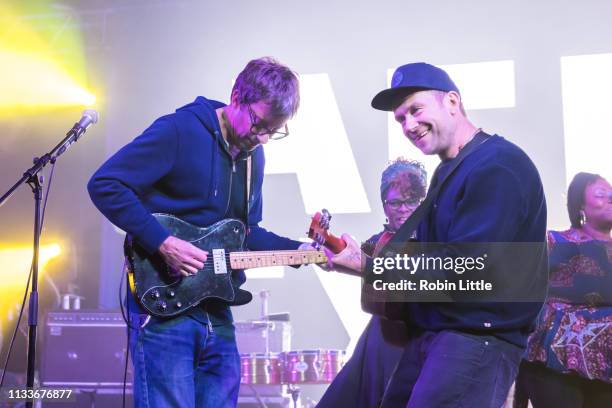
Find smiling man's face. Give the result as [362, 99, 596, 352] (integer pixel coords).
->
[393, 90, 460, 159]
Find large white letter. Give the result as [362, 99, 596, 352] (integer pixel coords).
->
[264, 74, 370, 214]
[560, 54, 612, 181]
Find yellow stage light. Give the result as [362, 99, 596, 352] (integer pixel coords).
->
[0, 3, 97, 114]
[0, 243, 61, 287]
[0, 243, 62, 315]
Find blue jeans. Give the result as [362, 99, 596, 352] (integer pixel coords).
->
[129, 312, 240, 408]
[380, 330, 523, 408]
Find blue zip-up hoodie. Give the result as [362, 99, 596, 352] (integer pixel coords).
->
[88, 96, 301, 264]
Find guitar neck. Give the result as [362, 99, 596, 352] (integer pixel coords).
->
[229, 250, 327, 269]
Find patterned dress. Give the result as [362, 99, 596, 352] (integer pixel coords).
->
[525, 229, 612, 382]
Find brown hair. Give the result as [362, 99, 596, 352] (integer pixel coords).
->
[232, 57, 300, 118]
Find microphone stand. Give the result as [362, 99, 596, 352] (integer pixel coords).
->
[0, 121, 92, 407]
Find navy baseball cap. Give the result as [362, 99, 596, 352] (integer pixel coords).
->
[371, 62, 460, 111]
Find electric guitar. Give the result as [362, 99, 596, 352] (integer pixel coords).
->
[308, 209, 405, 320]
[127, 214, 327, 318]
[307, 209, 347, 254]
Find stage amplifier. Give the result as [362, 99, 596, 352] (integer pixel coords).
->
[40, 310, 132, 389]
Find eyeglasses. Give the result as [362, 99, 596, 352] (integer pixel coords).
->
[247, 104, 290, 140]
[384, 198, 421, 211]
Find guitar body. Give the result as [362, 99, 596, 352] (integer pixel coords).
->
[360, 232, 407, 321]
[360, 287, 406, 321]
[127, 214, 248, 318]
[309, 210, 406, 321]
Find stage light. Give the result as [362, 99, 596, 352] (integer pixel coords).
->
[0, 4, 96, 114]
[0, 243, 62, 315]
[41, 243, 61, 262]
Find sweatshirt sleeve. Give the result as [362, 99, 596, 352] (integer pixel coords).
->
[87, 116, 178, 254]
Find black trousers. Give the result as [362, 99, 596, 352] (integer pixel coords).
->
[514, 360, 612, 408]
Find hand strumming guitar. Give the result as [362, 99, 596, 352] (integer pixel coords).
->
[158, 236, 209, 277]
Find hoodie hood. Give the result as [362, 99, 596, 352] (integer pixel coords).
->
[177, 96, 226, 136]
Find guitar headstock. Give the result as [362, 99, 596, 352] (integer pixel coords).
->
[307, 209, 347, 254]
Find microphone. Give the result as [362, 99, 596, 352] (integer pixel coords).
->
[68, 109, 99, 141]
[0, 109, 100, 207]
[50, 109, 99, 160]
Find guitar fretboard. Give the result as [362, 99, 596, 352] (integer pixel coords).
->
[229, 250, 327, 269]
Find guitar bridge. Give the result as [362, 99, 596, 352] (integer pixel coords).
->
[212, 249, 228, 275]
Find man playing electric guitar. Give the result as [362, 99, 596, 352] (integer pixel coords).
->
[88, 57, 314, 408]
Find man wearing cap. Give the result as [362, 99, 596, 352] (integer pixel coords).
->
[326, 63, 548, 407]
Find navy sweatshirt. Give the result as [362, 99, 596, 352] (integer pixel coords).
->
[373, 134, 548, 347]
[88, 96, 302, 284]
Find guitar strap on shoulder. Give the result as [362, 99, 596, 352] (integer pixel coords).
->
[384, 131, 491, 250]
[245, 155, 252, 232]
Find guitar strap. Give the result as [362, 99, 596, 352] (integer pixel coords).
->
[245, 155, 252, 233]
[382, 131, 491, 254]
